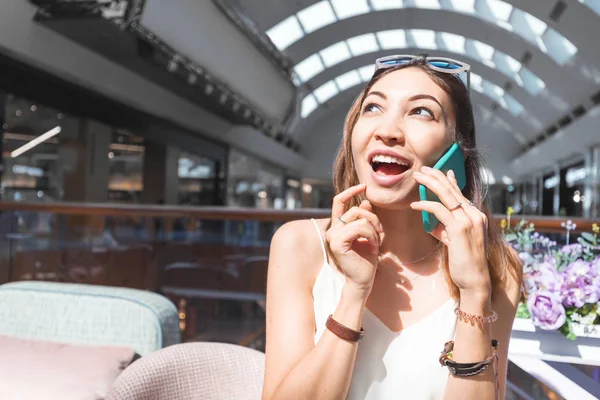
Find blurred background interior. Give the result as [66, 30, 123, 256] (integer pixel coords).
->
[0, 0, 599, 399]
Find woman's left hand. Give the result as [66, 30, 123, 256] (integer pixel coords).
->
[411, 166, 491, 298]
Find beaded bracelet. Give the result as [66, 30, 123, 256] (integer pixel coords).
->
[454, 307, 498, 324]
[439, 340, 500, 400]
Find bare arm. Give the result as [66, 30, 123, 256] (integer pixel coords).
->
[443, 277, 520, 400]
[261, 220, 368, 400]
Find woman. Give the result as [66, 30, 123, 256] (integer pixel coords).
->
[262, 55, 522, 400]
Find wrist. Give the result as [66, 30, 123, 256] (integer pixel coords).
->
[342, 282, 371, 305]
[459, 290, 491, 312]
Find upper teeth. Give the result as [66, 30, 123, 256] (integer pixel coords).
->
[372, 155, 407, 166]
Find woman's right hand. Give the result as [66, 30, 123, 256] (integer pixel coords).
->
[326, 184, 382, 296]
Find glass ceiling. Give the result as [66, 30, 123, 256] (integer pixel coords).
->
[301, 65, 526, 123]
[293, 29, 547, 96]
[266, 0, 577, 66]
[579, 0, 600, 16]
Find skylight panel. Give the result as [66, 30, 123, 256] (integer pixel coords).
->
[371, 0, 404, 10]
[409, 29, 436, 49]
[294, 54, 325, 83]
[266, 16, 304, 51]
[487, 82, 505, 98]
[414, 0, 441, 9]
[492, 52, 520, 78]
[297, 1, 337, 34]
[522, 12, 547, 36]
[314, 81, 339, 103]
[449, 0, 475, 14]
[518, 68, 545, 96]
[347, 33, 379, 56]
[331, 0, 370, 20]
[377, 29, 407, 49]
[439, 32, 466, 53]
[493, 52, 521, 72]
[510, 9, 547, 44]
[579, 0, 600, 15]
[483, 0, 513, 21]
[504, 94, 524, 117]
[470, 40, 495, 61]
[358, 65, 376, 81]
[320, 41, 352, 67]
[292, 73, 302, 87]
[541, 29, 577, 65]
[301, 94, 318, 118]
[335, 70, 362, 91]
[470, 73, 483, 89]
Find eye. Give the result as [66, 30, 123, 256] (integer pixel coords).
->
[363, 103, 382, 114]
[411, 106, 434, 118]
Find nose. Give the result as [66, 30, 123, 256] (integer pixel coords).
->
[374, 113, 405, 144]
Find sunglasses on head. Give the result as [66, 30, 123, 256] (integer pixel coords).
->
[374, 54, 471, 90]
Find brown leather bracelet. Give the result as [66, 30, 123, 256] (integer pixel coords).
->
[326, 315, 365, 343]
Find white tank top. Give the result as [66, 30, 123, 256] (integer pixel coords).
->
[311, 219, 458, 400]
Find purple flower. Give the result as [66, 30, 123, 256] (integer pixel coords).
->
[561, 244, 584, 256]
[526, 261, 562, 295]
[562, 285, 587, 308]
[592, 256, 600, 275]
[561, 260, 599, 306]
[527, 291, 567, 330]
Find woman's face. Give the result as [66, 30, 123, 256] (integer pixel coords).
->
[351, 67, 456, 209]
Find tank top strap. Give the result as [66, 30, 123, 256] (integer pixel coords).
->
[310, 218, 328, 264]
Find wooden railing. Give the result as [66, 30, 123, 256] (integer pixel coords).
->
[0, 201, 597, 233]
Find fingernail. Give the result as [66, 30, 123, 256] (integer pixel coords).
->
[414, 171, 423, 177]
[379, 223, 383, 232]
[448, 170, 455, 178]
[421, 166, 431, 171]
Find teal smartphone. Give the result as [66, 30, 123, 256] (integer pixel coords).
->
[419, 143, 467, 233]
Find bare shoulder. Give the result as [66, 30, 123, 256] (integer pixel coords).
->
[269, 218, 331, 288]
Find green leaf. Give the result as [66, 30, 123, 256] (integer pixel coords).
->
[515, 303, 531, 319]
[566, 318, 577, 340]
[582, 232, 596, 244]
[505, 233, 518, 242]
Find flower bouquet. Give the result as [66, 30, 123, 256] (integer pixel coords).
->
[503, 209, 600, 340]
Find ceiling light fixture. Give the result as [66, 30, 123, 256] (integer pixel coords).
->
[11, 126, 62, 158]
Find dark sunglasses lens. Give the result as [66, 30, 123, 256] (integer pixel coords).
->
[428, 60, 462, 70]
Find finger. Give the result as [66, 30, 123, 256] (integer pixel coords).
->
[332, 184, 367, 223]
[359, 199, 372, 212]
[341, 204, 383, 233]
[445, 170, 486, 224]
[421, 166, 466, 203]
[431, 225, 450, 246]
[336, 219, 380, 253]
[410, 200, 458, 231]
[414, 170, 465, 215]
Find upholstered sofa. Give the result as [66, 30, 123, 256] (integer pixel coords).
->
[0, 281, 180, 400]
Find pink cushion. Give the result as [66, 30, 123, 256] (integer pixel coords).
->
[0, 335, 135, 400]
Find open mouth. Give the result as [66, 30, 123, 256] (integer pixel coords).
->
[370, 154, 411, 176]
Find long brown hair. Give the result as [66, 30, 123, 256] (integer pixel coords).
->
[332, 59, 522, 299]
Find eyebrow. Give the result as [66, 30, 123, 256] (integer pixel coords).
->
[364, 91, 444, 110]
[408, 94, 443, 110]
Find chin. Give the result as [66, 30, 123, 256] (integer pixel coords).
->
[364, 182, 419, 210]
